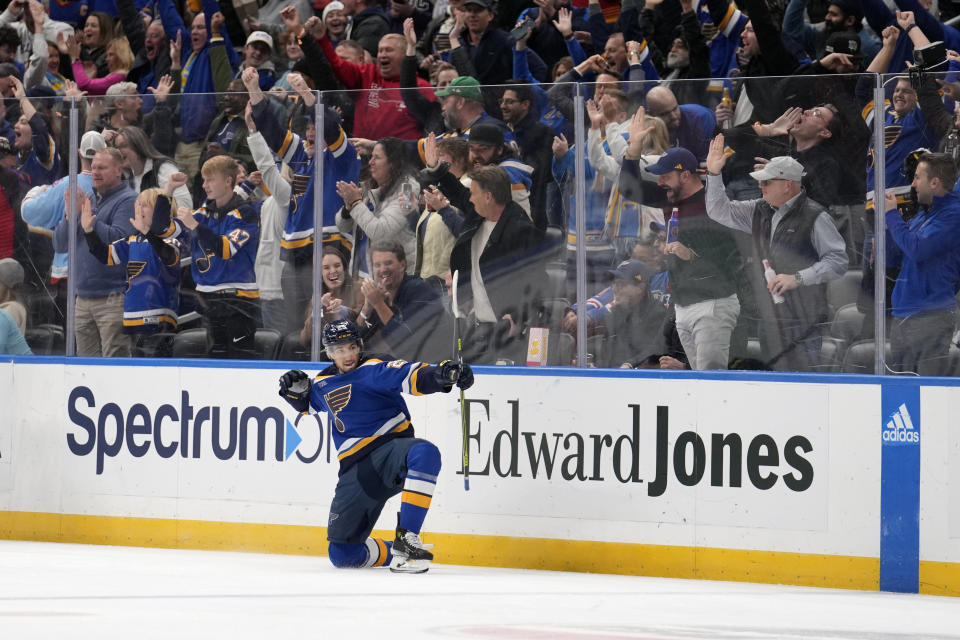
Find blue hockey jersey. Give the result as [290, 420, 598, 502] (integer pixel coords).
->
[274, 126, 361, 260]
[865, 101, 941, 208]
[308, 355, 450, 473]
[695, 0, 747, 80]
[166, 194, 260, 297]
[19, 113, 60, 187]
[250, 101, 361, 263]
[107, 233, 181, 331]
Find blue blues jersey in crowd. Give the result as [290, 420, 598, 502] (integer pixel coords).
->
[308, 354, 449, 473]
[695, 0, 746, 80]
[107, 233, 181, 332]
[274, 125, 361, 261]
[500, 158, 534, 192]
[165, 194, 260, 297]
[864, 101, 940, 208]
[552, 145, 610, 251]
[19, 114, 59, 187]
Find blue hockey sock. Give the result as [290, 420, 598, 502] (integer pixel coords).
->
[399, 441, 441, 534]
[328, 539, 393, 568]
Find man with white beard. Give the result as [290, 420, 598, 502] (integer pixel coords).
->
[659, 0, 711, 108]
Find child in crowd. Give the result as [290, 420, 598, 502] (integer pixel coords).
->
[168, 155, 261, 358]
[81, 183, 182, 357]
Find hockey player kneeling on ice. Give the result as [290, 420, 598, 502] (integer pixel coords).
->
[278, 320, 474, 573]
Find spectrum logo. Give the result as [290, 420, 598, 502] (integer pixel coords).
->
[882, 402, 919, 444]
[66, 386, 325, 474]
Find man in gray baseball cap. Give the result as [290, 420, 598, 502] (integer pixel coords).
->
[748, 155, 806, 183]
[704, 136, 847, 371]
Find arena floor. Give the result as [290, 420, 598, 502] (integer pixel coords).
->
[0, 540, 955, 639]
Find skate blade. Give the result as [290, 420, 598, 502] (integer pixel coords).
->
[390, 558, 430, 574]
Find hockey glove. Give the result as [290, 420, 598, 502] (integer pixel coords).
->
[434, 360, 460, 387]
[456, 363, 474, 390]
[279, 369, 311, 412]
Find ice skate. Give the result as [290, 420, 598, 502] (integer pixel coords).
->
[390, 527, 434, 574]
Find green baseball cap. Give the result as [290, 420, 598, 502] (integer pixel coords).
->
[435, 76, 483, 102]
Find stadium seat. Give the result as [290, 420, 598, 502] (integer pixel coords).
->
[543, 225, 564, 262]
[586, 334, 607, 367]
[24, 324, 64, 355]
[171, 328, 209, 358]
[546, 265, 567, 302]
[253, 328, 282, 360]
[26, 291, 61, 327]
[814, 338, 843, 373]
[278, 331, 310, 362]
[841, 340, 892, 374]
[539, 298, 571, 331]
[548, 332, 574, 366]
[829, 303, 865, 345]
[827, 270, 862, 315]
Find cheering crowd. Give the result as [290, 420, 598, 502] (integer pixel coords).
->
[2, 0, 960, 375]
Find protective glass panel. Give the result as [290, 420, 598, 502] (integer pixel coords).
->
[573, 72, 882, 373]
[320, 79, 569, 368]
[877, 67, 960, 377]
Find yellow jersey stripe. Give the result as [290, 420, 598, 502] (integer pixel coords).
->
[123, 316, 177, 327]
[407, 363, 427, 396]
[373, 538, 388, 566]
[278, 130, 295, 159]
[328, 127, 346, 153]
[717, 3, 736, 32]
[281, 237, 314, 249]
[401, 491, 432, 509]
[336, 420, 411, 461]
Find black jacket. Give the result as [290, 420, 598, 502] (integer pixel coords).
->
[361, 274, 445, 361]
[511, 110, 554, 230]
[665, 188, 744, 307]
[351, 6, 391, 58]
[449, 201, 546, 328]
[602, 297, 668, 368]
[737, 0, 800, 125]
[449, 25, 515, 88]
[401, 55, 444, 136]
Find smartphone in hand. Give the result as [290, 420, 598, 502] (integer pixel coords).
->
[510, 17, 534, 42]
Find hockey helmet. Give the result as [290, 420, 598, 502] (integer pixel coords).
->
[322, 320, 362, 350]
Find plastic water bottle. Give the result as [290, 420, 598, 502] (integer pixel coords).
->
[401, 182, 415, 215]
[763, 259, 785, 304]
[666, 208, 679, 244]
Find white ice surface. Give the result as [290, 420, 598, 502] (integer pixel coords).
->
[0, 540, 957, 639]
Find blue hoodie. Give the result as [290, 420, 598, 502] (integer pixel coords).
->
[52, 182, 137, 297]
[886, 191, 960, 317]
[157, 0, 238, 143]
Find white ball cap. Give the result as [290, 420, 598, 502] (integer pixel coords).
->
[245, 30, 274, 51]
[749, 156, 806, 183]
[79, 130, 106, 160]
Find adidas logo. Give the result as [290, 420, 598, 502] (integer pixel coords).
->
[882, 403, 919, 443]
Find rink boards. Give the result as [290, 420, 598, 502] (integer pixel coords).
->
[0, 358, 958, 595]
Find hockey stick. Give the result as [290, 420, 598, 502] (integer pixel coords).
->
[451, 270, 469, 491]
